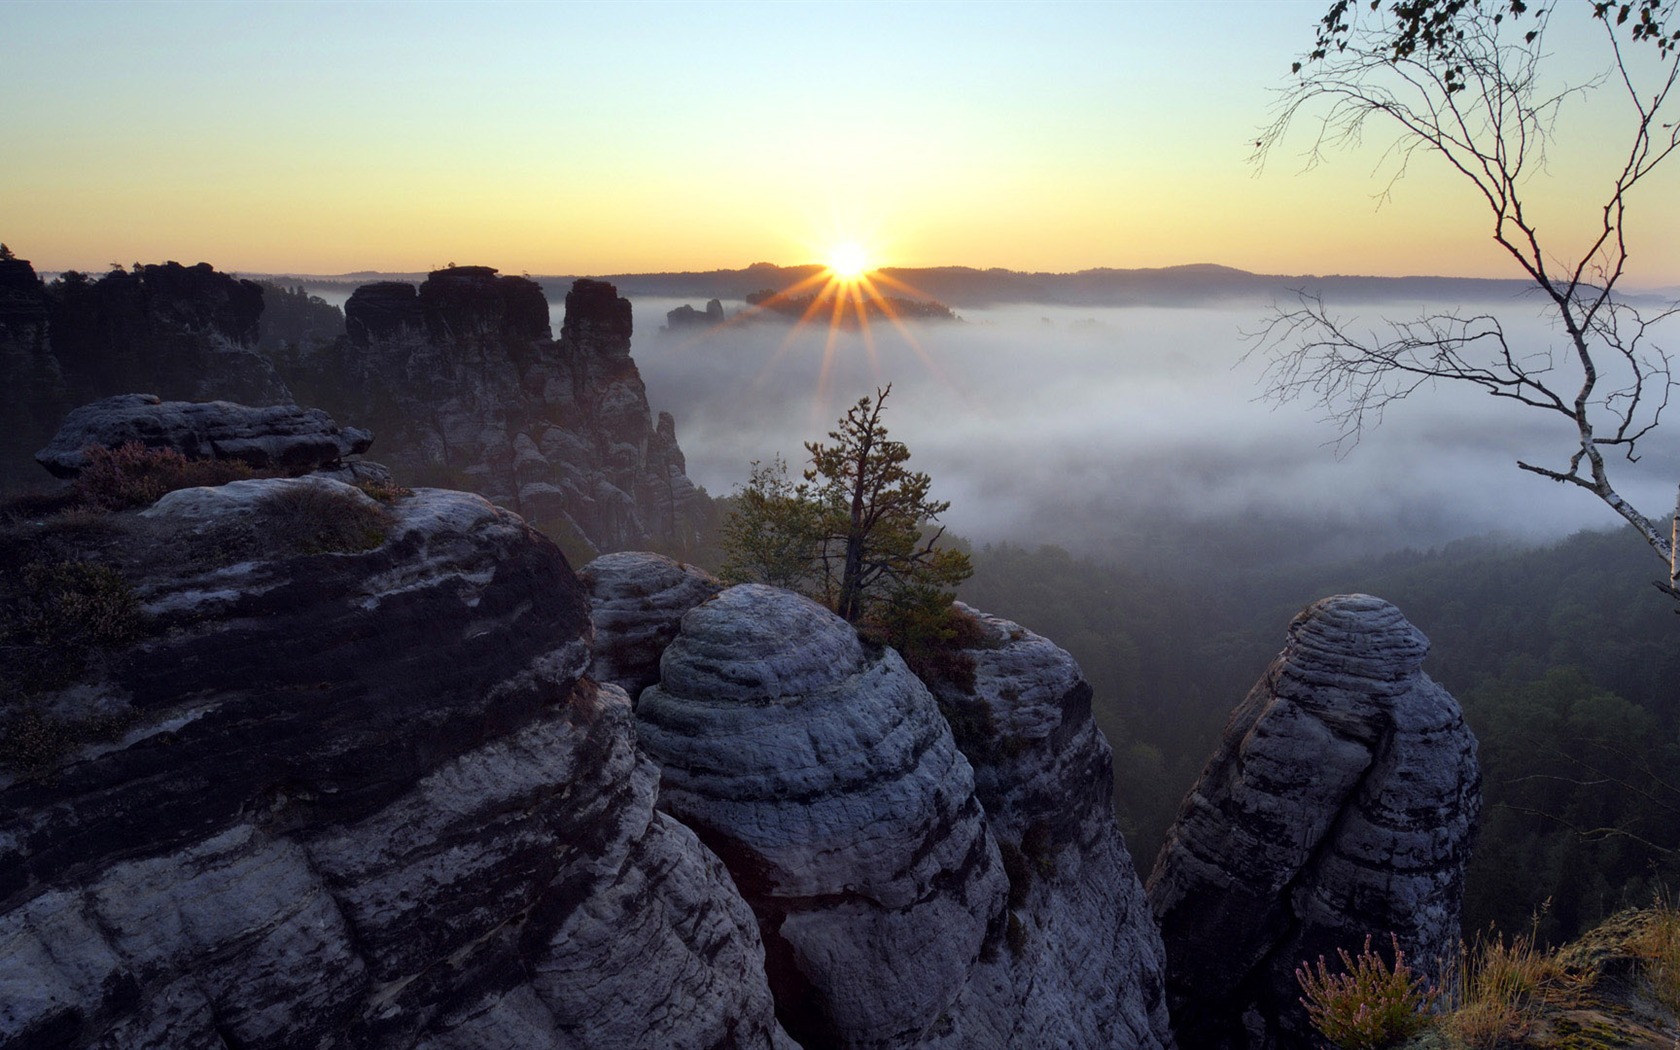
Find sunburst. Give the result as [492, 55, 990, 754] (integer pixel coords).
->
[724, 245, 953, 401]
[658, 240, 953, 409]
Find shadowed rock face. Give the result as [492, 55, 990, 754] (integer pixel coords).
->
[34, 394, 373, 477]
[578, 550, 723, 699]
[0, 258, 292, 490]
[635, 585, 1009, 1050]
[0, 484, 792, 1050]
[344, 281, 422, 346]
[1146, 594, 1480, 1050]
[299, 270, 701, 555]
[920, 604, 1175, 1050]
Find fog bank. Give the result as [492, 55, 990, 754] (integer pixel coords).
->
[608, 296, 1676, 568]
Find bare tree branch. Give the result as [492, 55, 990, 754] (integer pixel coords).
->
[1253, 0, 1680, 600]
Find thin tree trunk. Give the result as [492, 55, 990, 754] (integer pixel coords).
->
[1672, 483, 1679, 597]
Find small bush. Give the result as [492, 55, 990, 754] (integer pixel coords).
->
[0, 706, 134, 779]
[255, 483, 391, 555]
[1, 560, 145, 698]
[75, 441, 257, 510]
[353, 479, 414, 505]
[1297, 934, 1439, 1050]
[866, 588, 980, 691]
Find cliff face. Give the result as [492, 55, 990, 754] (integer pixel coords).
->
[0, 256, 703, 558]
[922, 604, 1174, 1050]
[1147, 594, 1481, 1050]
[634, 585, 1012, 1050]
[3, 409, 1484, 1050]
[292, 269, 702, 556]
[602, 570, 1176, 1050]
[0, 482, 790, 1049]
[0, 258, 290, 490]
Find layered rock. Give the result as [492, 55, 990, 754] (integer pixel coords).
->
[34, 393, 373, 477]
[578, 550, 723, 698]
[919, 604, 1175, 1050]
[635, 585, 1010, 1050]
[287, 269, 702, 554]
[0, 482, 791, 1049]
[1146, 594, 1480, 1050]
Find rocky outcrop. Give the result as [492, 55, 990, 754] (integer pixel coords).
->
[42, 261, 287, 408]
[578, 550, 723, 698]
[1146, 594, 1480, 1050]
[0, 483, 791, 1049]
[635, 585, 1010, 1050]
[343, 281, 424, 346]
[0, 258, 292, 490]
[920, 604, 1175, 1050]
[0, 252, 65, 491]
[34, 393, 373, 477]
[288, 269, 702, 555]
[666, 299, 726, 330]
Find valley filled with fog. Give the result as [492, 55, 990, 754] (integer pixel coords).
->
[610, 294, 1679, 568]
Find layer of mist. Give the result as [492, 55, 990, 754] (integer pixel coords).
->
[611, 295, 1679, 570]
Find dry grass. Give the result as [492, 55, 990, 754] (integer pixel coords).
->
[254, 483, 392, 555]
[1627, 900, 1680, 1014]
[1440, 920, 1581, 1048]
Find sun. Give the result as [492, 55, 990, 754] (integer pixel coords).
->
[827, 242, 870, 280]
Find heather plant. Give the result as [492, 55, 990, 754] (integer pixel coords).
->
[0, 560, 145, 699]
[75, 441, 257, 510]
[1296, 934, 1439, 1050]
[0, 706, 134, 779]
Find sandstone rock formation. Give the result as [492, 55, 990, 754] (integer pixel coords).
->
[34, 393, 373, 477]
[634, 585, 1011, 1050]
[0, 258, 292, 490]
[919, 604, 1175, 1050]
[287, 269, 703, 555]
[578, 550, 722, 698]
[0, 482, 792, 1049]
[666, 298, 726, 330]
[0, 254, 703, 558]
[1146, 594, 1480, 1050]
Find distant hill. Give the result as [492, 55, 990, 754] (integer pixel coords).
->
[240, 262, 1671, 310]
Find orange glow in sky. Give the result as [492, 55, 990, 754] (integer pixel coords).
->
[1, 2, 1675, 285]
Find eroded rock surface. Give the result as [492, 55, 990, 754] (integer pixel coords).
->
[579, 550, 723, 698]
[1147, 594, 1480, 1050]
[635, 585, 1010, 1050]
[921, 603, 1175, 1050]
[287, 270, 702, 554]
[35, 393, 373, 477]
[0, 484, 791, 1050]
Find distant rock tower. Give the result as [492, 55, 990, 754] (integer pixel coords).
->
[1147, 594, 1480, 1050]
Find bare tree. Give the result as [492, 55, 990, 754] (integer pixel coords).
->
[1251, 0, 1680, 600]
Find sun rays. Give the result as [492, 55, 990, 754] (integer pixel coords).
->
[721, 258, 954, 405]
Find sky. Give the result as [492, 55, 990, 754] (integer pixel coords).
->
[2, 0, 1676, 284]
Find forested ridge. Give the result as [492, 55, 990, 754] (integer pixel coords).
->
[956, 526, 1679, 945]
